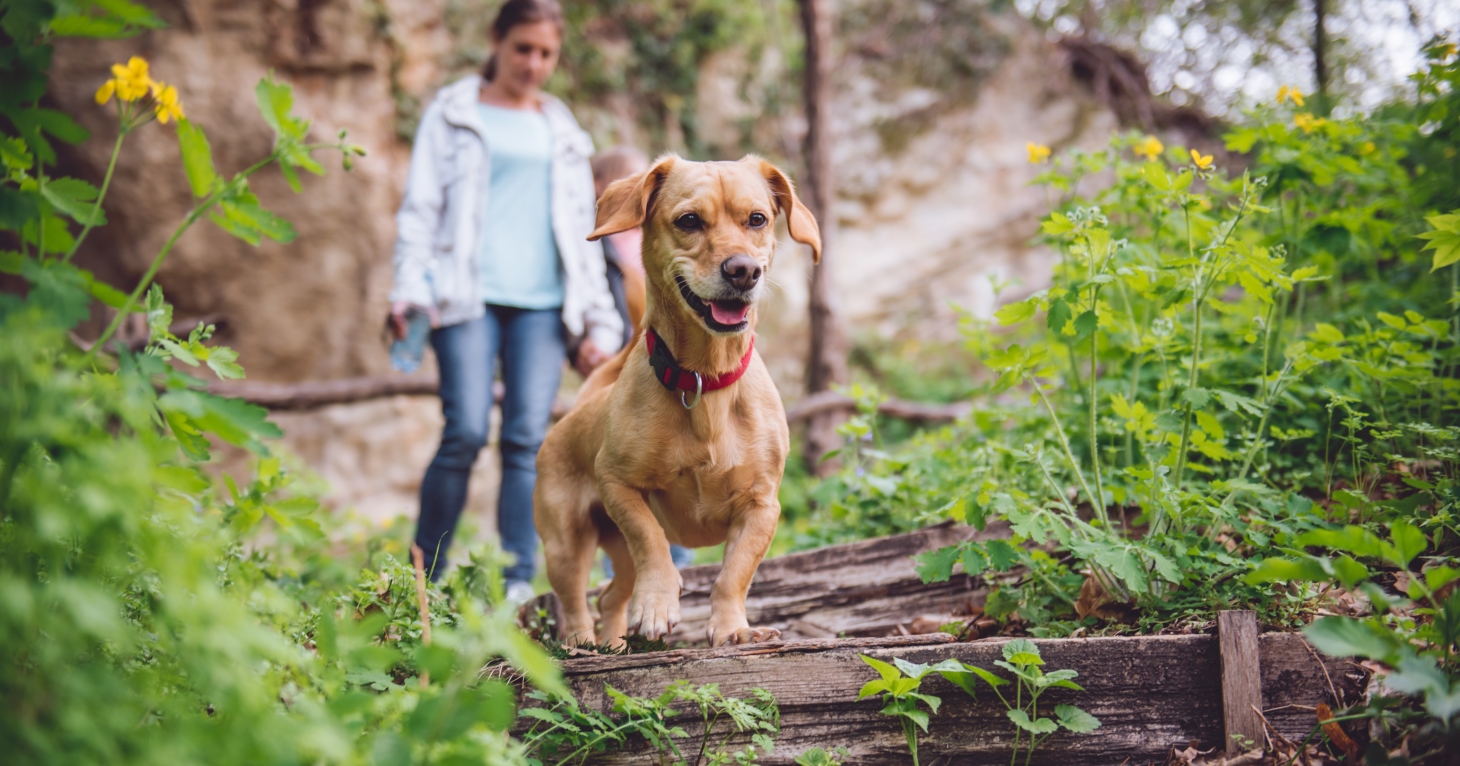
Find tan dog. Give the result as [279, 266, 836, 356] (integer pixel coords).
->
[534, 154, 821, 647]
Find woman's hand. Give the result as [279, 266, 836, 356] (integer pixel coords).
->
[387, 301, 414, 341]
[574, 337, 610, 377]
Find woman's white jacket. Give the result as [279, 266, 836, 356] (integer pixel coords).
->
[389, 75, 623, 352]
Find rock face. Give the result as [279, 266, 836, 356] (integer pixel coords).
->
[49, 1, 1117, 543]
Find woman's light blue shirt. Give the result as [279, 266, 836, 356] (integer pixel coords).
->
[476, 103, 564, 310]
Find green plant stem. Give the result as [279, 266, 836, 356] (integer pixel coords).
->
[82, 151, 281, 363]
[63, 129, 127, 264]
[1223, 369, 1293, 505]
[556, 719, 643, 765]
[1027, 375, 1104, 526]
[1088, 292, 1105, 521]
[1173, 211, 1202, 488]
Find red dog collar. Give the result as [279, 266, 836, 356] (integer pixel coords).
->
[645, 328, 754, 406]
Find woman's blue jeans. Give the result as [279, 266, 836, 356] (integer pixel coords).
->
[414, 305, 565, 584]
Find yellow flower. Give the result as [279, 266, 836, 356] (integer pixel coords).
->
[1359, 141, 1376, 156]
[1189, 148, 1214, 169]
[152, 83, 184, 124]
[1026, 142, 1051, 164]
[1276, 85, 1305, 107]
[1293, 112, 1327, 134]
[96, 56, 155, 105]
[1133, 135, 1164, 161]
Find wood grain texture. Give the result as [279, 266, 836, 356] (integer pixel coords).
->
[552, 632, 1367, 765]
[1218, 610, 1263, 754]
[522, 521, 1001, 645]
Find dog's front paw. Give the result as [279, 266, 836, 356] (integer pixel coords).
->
[627, 585, 680, 640]
[707, 617, 781, 647]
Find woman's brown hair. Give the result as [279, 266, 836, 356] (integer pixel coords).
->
[481, 0, 565, 82]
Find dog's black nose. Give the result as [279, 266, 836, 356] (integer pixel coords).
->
[720, 254, 761, 292]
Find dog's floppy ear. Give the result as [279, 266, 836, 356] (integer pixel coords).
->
[589, 154, 678, 241]
[757, 158, 822, 263]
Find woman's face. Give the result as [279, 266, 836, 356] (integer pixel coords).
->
[492, 20, 560, 98]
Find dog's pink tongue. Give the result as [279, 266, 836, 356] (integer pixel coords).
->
[709, 301, 750, 325]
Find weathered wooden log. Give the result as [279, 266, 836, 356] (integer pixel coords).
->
[209, 376, 572, 418]
[522, 521, 1002, 646]
[783, 389, 972, 424]
[207, 372, 970, 423]
[1218, 610, 1263, 754]
[554, 632, 1367, 765]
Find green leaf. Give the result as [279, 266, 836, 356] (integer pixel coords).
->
[205, 346, 245, 380]
[79, 270, 128, 308]
[176, 119, 218, 198]
[1181, 387, 1211, 409]
[1388, 522, 1426, 568]
[371, 732, 411, 766]
[857, 679, 890, 700]
[1295, 525, 1384, 557]
[211, 193, 296, 245]
[1007, 709, 1058, 734]
[1375, 312, 1407, 330]
[1243, 555, 1331, 585]
[1303, 616, 1403, 662]
[1425, 566, 1460, 593]
[1143, 161, 1171, 191]
[1070, 310, 1097, 343]
[995, 298, 1037, 326]
[1001, 638, 1042, 665]
[1419, 211, 1460, 271]
[10, 108, 90, 164]
[860, 655, 901, 683]
[1055, 704, 1101, 733]
[960, 545, 989, 577]
[965, 665, 1009, 688]
[915, 546, 960, 584]
[0, 185, 40, 229]
[984, 539, 1019, 571]
[1046, 297, 1072, 335]
[893, 657, 931, 681]
[39, 177, 104, 226]
[1041, 212, 1075, 236]
[255, 75, 309, 142]
[157, 390, 282, 454]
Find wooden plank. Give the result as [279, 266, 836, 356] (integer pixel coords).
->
[523, 521, 1002, 645]
[550, 632, 1366, 765]
[1218, 610, 1263, 754]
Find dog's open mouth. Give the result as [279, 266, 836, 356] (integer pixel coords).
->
[675, 275, 751, 332]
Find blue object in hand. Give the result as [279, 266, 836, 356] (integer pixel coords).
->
[390, 308, 432, 373]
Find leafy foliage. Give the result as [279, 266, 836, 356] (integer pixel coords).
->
[1, 7, 554, 765]
[519, 682, 778, 765]
[804, 37, 1460, 760]
[856, 645, 1099, 765]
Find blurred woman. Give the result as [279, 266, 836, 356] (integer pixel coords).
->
[388, 0, 622, 601]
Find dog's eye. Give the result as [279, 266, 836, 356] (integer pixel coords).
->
[748, 212, 768, 228]
[675, 213, 703, 231]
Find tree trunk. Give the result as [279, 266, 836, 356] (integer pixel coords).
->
[1313, 0, 1329, 113]
[798, 0, 848, 475]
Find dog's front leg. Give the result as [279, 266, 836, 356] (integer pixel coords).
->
[707, 504, 782, 647]
[599, 480, 682, 640]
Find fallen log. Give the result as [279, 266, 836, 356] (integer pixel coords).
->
[207, 374, 971, 423]
[523, 520, 1002, 646]
[208, 376, 573, 418]
[555, 631, 1367, 765]
[783, 389, 971, 424]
